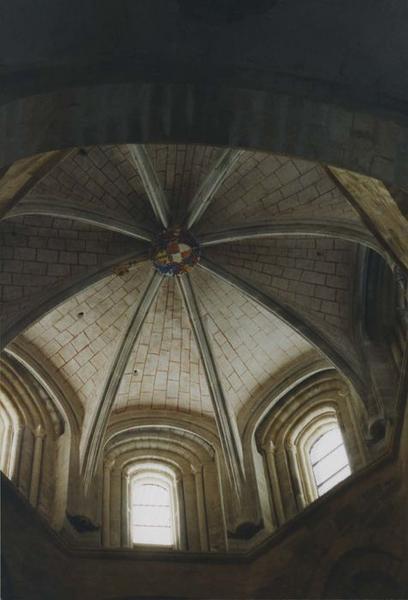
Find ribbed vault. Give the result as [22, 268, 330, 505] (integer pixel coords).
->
[0, 142, 399, 501]
[116, 277, 213, 416]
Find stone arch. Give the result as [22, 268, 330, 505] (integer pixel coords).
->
[101, 415, 227, 552]
[0, 354, 63, 521]
[6, 340, 83, 436]
[105, 410, 236, 513]
[0, 385, 21, 482]
[0, 350, 81, 527]
[236, 359, 354, 532]
[252, 370, 367, 527]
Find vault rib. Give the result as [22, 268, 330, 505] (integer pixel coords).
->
[185, 149, 243, 229]
[128, 145, 170, 228]
[0, 250, 150, 351]
[82, 271, 163, 488]
[6, 198, 154, 242]
[177, 274, 246, 500]
[199, 219, 383, 256]
[199, 258, 378, 418]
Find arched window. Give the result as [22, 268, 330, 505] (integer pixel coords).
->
[127, 464, 180, 548]
[0, 395, 19, 479]
[102, 428, 227, 551]
[309, 425, 351, 496]
[256, 375, 366, 527]
[0, 354, 70, 526]
[131, 476, 174, 546]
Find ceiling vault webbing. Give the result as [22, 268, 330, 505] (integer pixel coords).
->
[198, 258, 378, 419]
[82, 271, 163, 488]
[0, 249, 150, 352]
[177, 274, 246, 500]
[128, 144, 170, 228]
[185, 149, 243, 229]
[2, 142, 397, 492]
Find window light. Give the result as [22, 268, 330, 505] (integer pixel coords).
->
[131, 480, 173, 546]
[309, 426, 351, 496]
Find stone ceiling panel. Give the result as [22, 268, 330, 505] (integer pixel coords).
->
[0, 142, 380, 448]
[0, 214, 140, 323]
[25, 145, 157, 229]
[146, 144, 222, 219]
[19, 262, 153, 431]
[203, 237, 356, 333]
[198, 152, 361, 233]
[202, 237, 361, 371]
[191, 267, 313, 417]
[116, 277, 213, 416]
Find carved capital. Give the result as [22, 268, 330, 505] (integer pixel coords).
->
[261, 440, 276, 454]
[103, 457, 116, 470]
[34, 424, 46, 439]
[285, 440, 297, 454]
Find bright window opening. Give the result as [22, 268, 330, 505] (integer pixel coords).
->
[310, 426, 351, 496]
[131, 480, 174, 546]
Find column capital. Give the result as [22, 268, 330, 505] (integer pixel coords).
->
[34, 424, 46, 439]
[103, 457, 116, 470]
[261, 440, 276, 454]
[285, 440, 297, 453]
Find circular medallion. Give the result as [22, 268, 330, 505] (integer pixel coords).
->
[151, 228, 200, 276]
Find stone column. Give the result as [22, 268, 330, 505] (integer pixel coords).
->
[395, 267, 408, 314]
[109, 467, 122, 547]
[10, 425, 24, 484]
[102, 458, 115, 547]
[121, 473, 131, 547]
[285, 441, 306, 511]
[29, 425, 46, 507]
[176, 477, 187, 550]
[0, 423, 12, 476]
[182, 471, 200, 551]
[18, 427, 36, 498]
[193, 466, 209, 551]
[263, 441, 285, 526]
[273, 446, 296, 519]
[203, 460, 227, 551]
